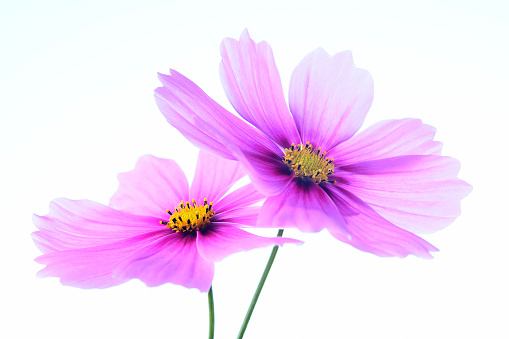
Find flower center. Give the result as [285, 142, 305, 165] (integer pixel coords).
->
[283, 142, 335, 184]
[160, 199, 215, 232]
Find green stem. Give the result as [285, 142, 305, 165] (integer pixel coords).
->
[237, 229, 284, 339]
[208, 286, 214, 339]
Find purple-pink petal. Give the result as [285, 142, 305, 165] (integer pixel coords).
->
[220, 29, 300, 148]
[215, 206, 262, 226]
[190, 150, 246, 204]
[323, 185, 438, 258]
[196, 223, 302, 262]
[337, 155, 472, 234]
[289, 48, 374, 151]
[214, 183, 266, 214]
[258, 180, 348, 234]
[328, 119, 443, 166]
[109, 155, 189, 218]
[213, 183, 266, 226]
[35, 230, 168, 289]
[32, 198, 161, 253]
[234, 148, 294, 196]
[155, 70, 281, 159]
[154, 88, 235, 160]
[113, 232, 215, 292]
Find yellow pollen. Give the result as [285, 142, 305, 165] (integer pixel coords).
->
[159, 198, 215, 233]
[283, 142, 335, 184]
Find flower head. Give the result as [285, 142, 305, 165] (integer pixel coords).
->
[154, 30, 472, 258]
[32, 151, 300, 292]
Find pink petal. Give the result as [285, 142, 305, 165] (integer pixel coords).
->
[328, 119, 443, 166]
[258, 179, 347, 234]
[215, 206, 262, 226]
[190, 150, 246, 204]
[214, 183, 266, 226]
[323, 185, 438, 258]
[154, 87, 234, 160]
[155, 70, 281, 158]
[215, 183, 266, 213]
[35, 230, 168, 289]
[337, 155, 472, 234]
[289, 49, 374, 151]
[109, 155, 189, 217]
[32, 198, 161, 253]
[235, 148, 294, 196]
[113, 232, 214, 292]
[196, 223, 302, 262]
[220, 29, 300, 148]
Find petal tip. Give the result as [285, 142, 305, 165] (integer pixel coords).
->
[240, 28, 251, 40]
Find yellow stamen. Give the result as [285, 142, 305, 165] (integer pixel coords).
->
[160, 198, 215, 232]
[283, 142, 335, 183]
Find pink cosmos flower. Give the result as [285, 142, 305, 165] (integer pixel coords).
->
[154, 30, 472, 258]
[32, 151, 300, 292]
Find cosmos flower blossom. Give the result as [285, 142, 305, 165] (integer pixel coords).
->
[32, 151, 300, 292]
[154, 30, 472, 258]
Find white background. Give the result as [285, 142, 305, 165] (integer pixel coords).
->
[1, 0, 508, 338]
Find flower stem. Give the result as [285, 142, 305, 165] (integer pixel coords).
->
[208, 286, 214, 339]
[237, 229, 284, 339]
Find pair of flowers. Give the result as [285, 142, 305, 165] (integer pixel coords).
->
[33, 30, 471, 294]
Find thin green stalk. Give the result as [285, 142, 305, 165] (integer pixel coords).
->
[237, 229, 284, 339]
[208, 286, 214, 339]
